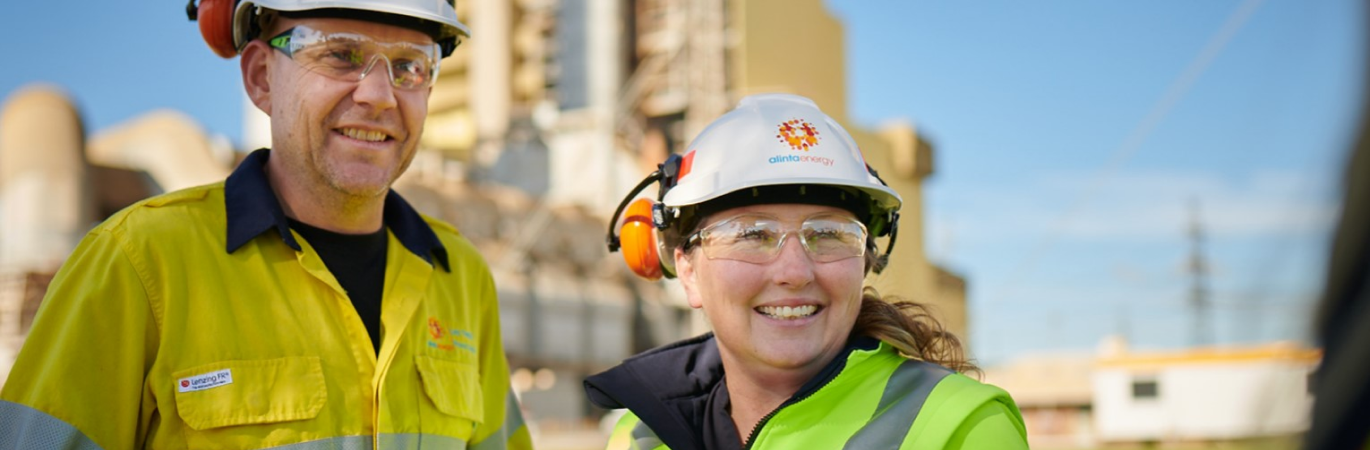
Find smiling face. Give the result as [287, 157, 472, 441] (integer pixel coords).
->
[676, 203, 867, 378]
[247, 16, 432, 202]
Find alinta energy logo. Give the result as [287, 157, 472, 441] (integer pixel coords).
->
[428, 317, 445, 340]
[776, 119, 820, 151]
[769, 118, 835, 167]
[427, 316, 477, 354]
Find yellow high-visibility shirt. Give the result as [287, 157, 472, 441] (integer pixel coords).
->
[0, 149, 533, 450]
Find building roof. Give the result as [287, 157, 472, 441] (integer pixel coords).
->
[1095, 340, 1322, 370]
[983, 352, 1095, 408]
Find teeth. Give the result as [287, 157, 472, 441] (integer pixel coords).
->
[341, 128, 388, 142]
[757, 305, 818, 320]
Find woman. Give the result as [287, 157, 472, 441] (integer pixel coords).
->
[586, 94, 1029, 450]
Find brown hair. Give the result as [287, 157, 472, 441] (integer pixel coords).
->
[850, 241, 979, 376]
[851, 287, 980, 377]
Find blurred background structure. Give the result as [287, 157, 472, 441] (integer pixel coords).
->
[0, 0, 1361, 448]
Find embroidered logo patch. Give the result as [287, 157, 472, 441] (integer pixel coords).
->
[428, 317, 445, 340]
[177, 369, 233, 393]
[426, 316, 477, 355]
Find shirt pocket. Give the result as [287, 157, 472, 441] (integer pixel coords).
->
[173, 356, 328, 431]
[415, 355, 485, 424]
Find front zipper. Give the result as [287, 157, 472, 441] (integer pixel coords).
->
[741, 368, 844, 450]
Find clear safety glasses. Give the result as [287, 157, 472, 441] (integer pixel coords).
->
[684, 214, 869, 264]
[268, 25, 442, 90]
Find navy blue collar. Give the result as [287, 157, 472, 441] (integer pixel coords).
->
[224, 149, 449, 272]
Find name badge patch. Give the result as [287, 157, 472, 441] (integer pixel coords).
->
[178, 369, 233, 393]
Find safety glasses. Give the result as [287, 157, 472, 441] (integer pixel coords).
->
[684, 213, 868, 264]
[268, 25, 442, 90]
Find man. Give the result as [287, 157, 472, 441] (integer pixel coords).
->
[0, 1, 532, 448]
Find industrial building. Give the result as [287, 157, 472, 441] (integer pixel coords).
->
[984, 336, 1320, 448]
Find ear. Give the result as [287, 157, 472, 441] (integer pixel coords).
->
[675, 247, 705, 309]
[240, 40, 273, 116]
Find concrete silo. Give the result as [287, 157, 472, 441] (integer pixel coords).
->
[0, 84, 94, 385]
[0, 84, 93, 273]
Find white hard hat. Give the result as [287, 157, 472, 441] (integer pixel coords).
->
[605, 93, 904, 280]
[664, 93, 901, 226]
[233, 0, 470, 57]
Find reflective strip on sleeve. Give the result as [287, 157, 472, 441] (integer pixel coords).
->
[630, 420, 665, 450]
[0, 400, 103, 450]
[469, 391, 528, 450]
[841, 360, 952, 450]
[502, 391, 527, 440]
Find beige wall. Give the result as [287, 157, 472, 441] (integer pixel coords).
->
[732, 0, 849, 124]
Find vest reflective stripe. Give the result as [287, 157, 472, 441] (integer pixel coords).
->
[841, 359, 952, 449]
[630, 420, 666, 450]
[0, 400, 103, 450]
[470, 392, 527, 450]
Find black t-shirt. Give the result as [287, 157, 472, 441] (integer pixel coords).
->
[288, 218, 387, 354]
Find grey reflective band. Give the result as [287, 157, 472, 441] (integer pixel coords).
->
[275, 436, 372, 449]
[0, 405, 478, 450]
[378, 433, 468, 449]
[0, 400, 103, 450]
[506, 391, 526, 433]
[469, 392, 527, 450]
[261, 434, 467, 449]
[630, 419, 665, 450]
[841, 360, 952, 450]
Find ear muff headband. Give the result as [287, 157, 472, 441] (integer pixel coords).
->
[606, 154, 687, 280]
[605, 170, 666, 280]
[186, 0, 240, 59]
[605, 170, 663, 253]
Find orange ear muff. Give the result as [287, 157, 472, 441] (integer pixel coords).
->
[619, 198, 663, 280]
[197, 0, 239, 58]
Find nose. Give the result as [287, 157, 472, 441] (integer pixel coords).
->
[771, 233, 815, 288]
[353, 55, 398, 111]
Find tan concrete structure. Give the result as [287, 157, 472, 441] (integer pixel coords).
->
[0, 86, 94, 271]
[88, 110, 232, 193]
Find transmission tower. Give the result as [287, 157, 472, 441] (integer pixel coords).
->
[1188, 198, 1212, 346]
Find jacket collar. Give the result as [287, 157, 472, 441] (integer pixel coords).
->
[224, 148, 449, 271]
[583, 333, 880, 450]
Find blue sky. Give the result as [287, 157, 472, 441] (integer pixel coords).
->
[827, 0, 1364, 364]
[0, 2, 245, 140]
[0, 1, 1363, 366]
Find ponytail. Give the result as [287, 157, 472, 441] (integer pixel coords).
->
[851, 286, 981, 377]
